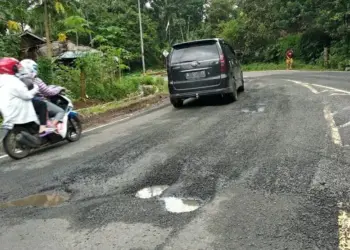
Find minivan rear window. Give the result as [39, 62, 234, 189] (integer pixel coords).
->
[171, 42, 219, 64]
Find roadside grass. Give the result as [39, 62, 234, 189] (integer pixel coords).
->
[80, 80, 168, 117]
[242, 61, 325, 71]
[79, 93, 168, 117]
[78, 76, 168, 117]
[158, 80, 169, 94]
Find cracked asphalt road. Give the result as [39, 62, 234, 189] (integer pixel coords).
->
[0, 71, 350, 250]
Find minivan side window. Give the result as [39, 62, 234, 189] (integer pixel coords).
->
[223, 43, 234, 59]
[171, 42, 219, 64]
[228, 44, 237, 58]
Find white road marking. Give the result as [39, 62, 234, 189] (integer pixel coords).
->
[340, 121, 350, 129]
[285, 79, 319, 94]
[0, 114, 135, 160]
[83, 115, 133, 133]
[323, 106, 343, 146]
[330, 93, 349, 96]
[312, 84, 350, 95]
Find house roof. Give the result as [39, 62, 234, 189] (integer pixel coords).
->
[19, 30, 46, 43]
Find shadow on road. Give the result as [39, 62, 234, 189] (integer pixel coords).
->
[181, 95, 232, 109]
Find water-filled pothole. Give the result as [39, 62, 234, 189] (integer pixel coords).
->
[0, 192, 69, 208]
[135, 186, 201, 213]
[241, 105, 266, 114]
[161, 197, 200, 213]
[135, 185, 169, 199]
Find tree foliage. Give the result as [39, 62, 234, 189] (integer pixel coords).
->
[0, 0, 349, 69]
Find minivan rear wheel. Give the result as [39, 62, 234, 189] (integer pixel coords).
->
[170, 98, 183, 108]
[238, 72, 245, 92]
[224, 90, 238, 103]
[224, 81, 238, 103]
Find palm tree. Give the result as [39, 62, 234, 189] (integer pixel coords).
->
[30, 0, 76, 57]
[63, 15, 91, 46]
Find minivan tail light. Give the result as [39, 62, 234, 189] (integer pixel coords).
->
[220, 54, 227, 73]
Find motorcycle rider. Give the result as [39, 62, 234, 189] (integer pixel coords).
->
[17, 59, 65, 130]
[0, 57, 53, 134]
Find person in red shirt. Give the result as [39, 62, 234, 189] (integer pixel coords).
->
[286, 48, 294, 70]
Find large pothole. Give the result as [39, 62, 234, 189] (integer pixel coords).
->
[0, 192, 70, 208]
[135, 185, 201, 213]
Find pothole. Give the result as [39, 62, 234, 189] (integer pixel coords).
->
[135, 186, 201, 213]
[135, 185, 169, 199]
[241, 105, 266, 114]
[161, 197, 201, 213]
[257, 107, 265, 112]
[0, 192, 70, 208]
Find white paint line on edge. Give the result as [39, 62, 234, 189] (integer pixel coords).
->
[284, 79, 319, 94]
[83, 115, 133, 133]
[323, 106, 343, 147]
[312, 84, 350, 95]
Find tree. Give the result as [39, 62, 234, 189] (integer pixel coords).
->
[29, 0, 79, 57]
[63, 15, 91, 46]
[206, 0, 238, 34]
[0, 0, 348, 69]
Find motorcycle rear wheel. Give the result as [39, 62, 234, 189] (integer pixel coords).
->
[3, 129, 31, 160]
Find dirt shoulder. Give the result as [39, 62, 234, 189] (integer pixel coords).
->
[80, 94, 169, 129]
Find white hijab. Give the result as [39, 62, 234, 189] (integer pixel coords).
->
[0, 74, 39, 128]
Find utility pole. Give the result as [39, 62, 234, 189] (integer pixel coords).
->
[138, 0, 146, 74]
[187, 15, 191, 40]
[347, 4, 350, 57]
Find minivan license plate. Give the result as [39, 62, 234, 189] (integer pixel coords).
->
[185, 71, 206, 80]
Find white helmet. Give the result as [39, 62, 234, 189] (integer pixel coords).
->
[18, 59, 38, 76]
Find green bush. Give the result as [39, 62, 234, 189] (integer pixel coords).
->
[0, 33, 20, 58]
[327, 41, 349, 70]
[277, 34, 301, 58]
[35, 49, 167, 102]
[52, 64, 164, 101]
[299, 29, 331, 63]
[37, 57, 54, 83]
[154, 77, 166, 87]
[52, 65, 81, 99]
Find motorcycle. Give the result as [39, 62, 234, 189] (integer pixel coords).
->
[1, 92, 82, 160]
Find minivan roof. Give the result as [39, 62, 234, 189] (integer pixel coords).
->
[172, 38, 223, 48]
